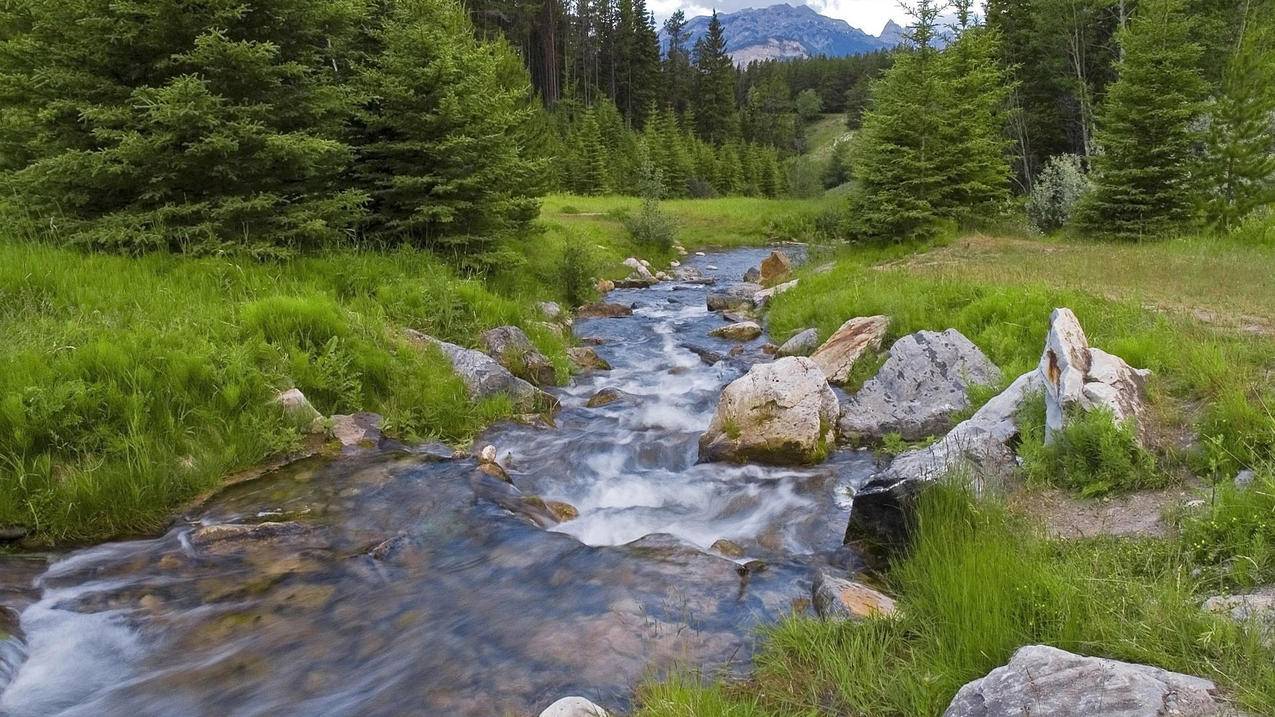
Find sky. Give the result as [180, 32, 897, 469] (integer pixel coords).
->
[648, 1, 971, 36]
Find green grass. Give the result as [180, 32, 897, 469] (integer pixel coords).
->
[1180, 461, 1275, 590]
[637, 480, 1275, 717]
[803, 114, 852, 161]
[765, 238, 1275, 474]
[1, 195, 828, 545]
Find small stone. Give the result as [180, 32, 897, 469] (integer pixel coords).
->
[1236, 469, 1256, 489]
[711, 539, 746, 558]
[594, 279, 615, 293]
[695, 251, 706, 256]
[743, 267, 761, 283]
[329, 412, 383, 449]
[539, 696, 609, 717]
[709, 321, 762, 342]
[138, 594, 162, 612]
[274, 388, 323, 432]
[707, 283, 762, 312]
[760, 343, 778, 356]
[753, 279, 798, 308]
[545, 500, 579, 522]
[537, 301, 564, 322]
[586, 388, 626, 408]
[812, 571, 897, 621]
[576, 302, 633, 319]
[760, 250, 794, 284]
[567, 346, 611, 371]
[778, 328, 819, 357]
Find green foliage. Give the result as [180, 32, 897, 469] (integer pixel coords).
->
[1199, 4, 1275, 233]
[1027, 154, 1091, 232]
[352, 0, 542, 258]
[1018, 395, 1163, 498]
[693, 12, 738, 145]
[794, 89, 823, 124]
[623, 160, 678, 250]
[1078, 0, 1209, 240]
[1181, 463, 1275, 589]
[638, 479, 1275, 716]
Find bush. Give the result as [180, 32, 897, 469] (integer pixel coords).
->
[624, 160, 678, 250]
[555, 241, 597, 307]
[1026, 154, 1090, 233]
[1018, 394, 1162, 497]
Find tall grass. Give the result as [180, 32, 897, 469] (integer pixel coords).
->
[637, 480, 1275, 716]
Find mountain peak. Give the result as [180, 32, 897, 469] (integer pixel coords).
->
[662, 4, 887, 66]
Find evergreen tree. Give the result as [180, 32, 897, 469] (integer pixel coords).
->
[0, 0, 370, 254]
[662, 10, 695, 115]
[354, 0, 543, 260]
[693, 12, 738, 144]
[933, 23, 1015, 221]
[1078, 0, 1208, 240]
[1199, 1, 1275, 232]
[847, 0, 947, 241]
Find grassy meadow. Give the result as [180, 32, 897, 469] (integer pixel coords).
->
[0, 196, 829, 545]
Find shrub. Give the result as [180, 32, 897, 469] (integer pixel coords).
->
[554, 241, 597, 308]
[1026, 154, 1090, 233]
[1018, 394, 1162, 497]
[624, 160, 678, 250]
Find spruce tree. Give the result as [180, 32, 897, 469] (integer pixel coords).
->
[1199, 2, 1275, 232]
[354, 0, 542, 260]
[662, 11, 695, 116]
[847, 0, 947, 241]
[1078, 0, 1208, 240]
[693, 12, 738, 145]
[0, 0, 369, 254]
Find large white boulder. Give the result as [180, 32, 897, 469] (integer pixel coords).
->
[1039, 308, 1150, 444]
[699, 357, 839, 465]
[840, 329, 1002, 442]
[943, 645, 1230, 717]
[810, 316, 890, 385]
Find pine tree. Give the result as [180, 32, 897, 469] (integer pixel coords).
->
[847, 0, 947, 241]
[933, 23, 1015, 221]
[0, 0, 370, 254]
[1078, 0, 1208, 240]
[1199, 1, 1275, 232]
[693, 12, 738, 145]
[354, 0, 542, 260]
[662, 10, 695, 115]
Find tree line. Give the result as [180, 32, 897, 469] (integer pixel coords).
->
[847, 0, 1275, 242]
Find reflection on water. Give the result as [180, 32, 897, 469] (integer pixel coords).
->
[0, 248, 875, 716]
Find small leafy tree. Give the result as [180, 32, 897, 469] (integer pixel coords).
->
[623, 157, 677, 250]
[1027, 154, 1091, 232]
[795, 88, 824, 124]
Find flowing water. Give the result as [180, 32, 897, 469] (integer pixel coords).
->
[0, 248, 877, 717]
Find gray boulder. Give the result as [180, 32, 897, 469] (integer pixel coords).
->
[846, 370, 1042, 549]
[943, 645, 1230, 717]
[707, 283, 763, 312]
[840, 329, 1002, 442]
[1203, 586, 1275, 645]
[567, 346, 611, 371]
[537, 301, 565, 323]
[777, 328, 819, 357]
[329, 412, 383, 449]
[273, 388, 323, 432]
[479, 325, 557, 387]
[743, 266, 761, 283]
[699, 357, 838, 465]
[407, 330, 557, 414]
[753, 279, 798, 308]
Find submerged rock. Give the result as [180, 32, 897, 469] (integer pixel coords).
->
[760, 250, 793, 284]
[943, 645, 1229, 717]
[329, 412, 383, 449]
[576, 302, 633, 319]
[846, 370, 1043, 550]
[810, 316, 890, 385]
[742, 266, 761, 283]
[839, 329, 1001, 442]
[479, 326, 557, 387]
[699, 356, 838, 465]
[190, 521, 308, 548]
[711, 539, 746, 558]
[709, 321, 762, 342]
[407, 330, 557, 414]
[585, 388, 627, 408]
[1040, 308, 1150, 445]
[539, 696, 609, 717]
[707, 283, 762, 312]
[567, 346, 611, 371]
[812, 571, 897, 621]
[777, 328, 819, 357]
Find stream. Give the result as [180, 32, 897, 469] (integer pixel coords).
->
[0, 248, 877, 717]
